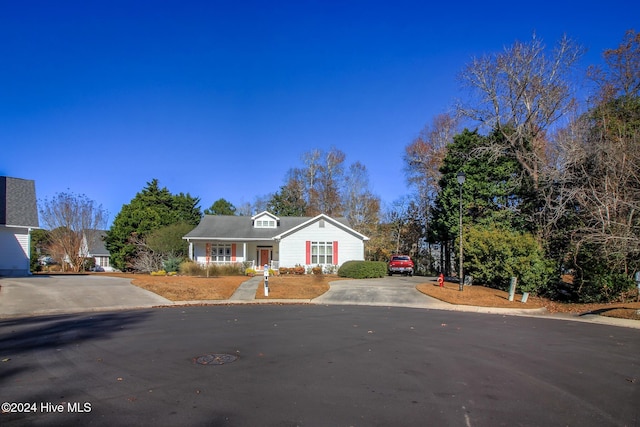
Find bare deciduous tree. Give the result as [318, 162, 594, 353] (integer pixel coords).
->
[39, 192, 108, 272]
[588, 29, 640, 102]
[404, 113, 458, 202]
[320, 148, 346, 216]
[302, 149, 322, 215]
[403, 113, 459, 271]
[342, 161, 380, 237]
[457, 34, 584, 190]
[283, 148, 347, 217]
[129, 233, 165, 273]
[557, 30, 640, 280]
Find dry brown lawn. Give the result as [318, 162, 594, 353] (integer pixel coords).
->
[417, 278, 640, 320]
[101, 273, 246, 301]
[416, 280, 546, 309]
[97, 273, 640, 321]
[254, 274, 347, 299]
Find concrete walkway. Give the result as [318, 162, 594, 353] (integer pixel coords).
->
[228, 275, 262, 300]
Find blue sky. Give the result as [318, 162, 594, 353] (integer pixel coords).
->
[1, 1, 638, 226]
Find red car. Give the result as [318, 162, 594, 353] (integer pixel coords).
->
[388, 255, 414, 276]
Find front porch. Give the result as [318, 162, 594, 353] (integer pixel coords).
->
[188, 240, 280, 271]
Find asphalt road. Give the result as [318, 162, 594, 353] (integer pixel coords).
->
[1, 304, 639, 426]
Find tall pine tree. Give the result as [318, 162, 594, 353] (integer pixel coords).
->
[105, 179, 201, 270]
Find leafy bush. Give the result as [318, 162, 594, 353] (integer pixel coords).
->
[312, 265, 323, 275]
[569, 244, 637, 302]
[578, 273, 636, 303]
[463, 225, 554, 294]
[81, 257, 95, 272]
[337, 261, 387, 279]
[163, 256, 182, 273]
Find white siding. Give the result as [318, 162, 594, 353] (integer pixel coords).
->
[0, 227, 31, 276]
[279, 219, 364, 268]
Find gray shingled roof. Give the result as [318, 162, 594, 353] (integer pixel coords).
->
[184, 215, 352, 240]
[86, 230, 109, 256]
[0, 176, 39, 228]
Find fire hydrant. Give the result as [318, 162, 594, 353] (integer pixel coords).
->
[438, 273, 444, 287]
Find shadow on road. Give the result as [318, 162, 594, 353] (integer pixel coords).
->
[0, 311, 151, 357]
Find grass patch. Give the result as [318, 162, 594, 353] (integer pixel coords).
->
[417, 278, 640, 320]
[101, 273, 246, 301]
[255, 274, 345, 299]
[416, 280, 546, 309]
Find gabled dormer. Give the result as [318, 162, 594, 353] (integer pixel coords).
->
[251, 211, 279, 228]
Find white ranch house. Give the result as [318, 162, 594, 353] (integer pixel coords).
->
[183, 211, 368, 270]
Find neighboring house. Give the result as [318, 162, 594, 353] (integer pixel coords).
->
[80, 230, 115, 272]
[0, 176, 39, 276]
[183, 211, 368, 270]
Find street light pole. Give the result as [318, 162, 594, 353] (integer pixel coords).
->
[457, 171, 466, 292]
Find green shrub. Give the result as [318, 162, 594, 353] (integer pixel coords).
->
[569, 244, 637, 302]
[163, 257, 182, 273]
[81, 257, 96, 272]
[578, 273, 636, 303]
[463, 225, 554, 294]
[337, 261, 387, 279]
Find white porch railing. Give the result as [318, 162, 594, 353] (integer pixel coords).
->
[252, 260, 280, 270]
[199, 260, 279, 270]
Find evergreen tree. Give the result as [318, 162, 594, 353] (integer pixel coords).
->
[431, 129, 523, 274]
[266, 184, 307, 216]
[204, 198, 237, 215]
[105, 179, 201, 271]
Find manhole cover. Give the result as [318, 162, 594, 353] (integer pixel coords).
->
[194, 353, 238, 365]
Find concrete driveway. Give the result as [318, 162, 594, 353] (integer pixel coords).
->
[0, 275, 171, 318]
[315, 275, 451, 309]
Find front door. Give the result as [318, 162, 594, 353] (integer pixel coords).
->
[259, 249, 270, 269]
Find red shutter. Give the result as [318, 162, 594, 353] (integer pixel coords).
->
[305, 241, 311, 265]
[333, 241, 338, 265]
[231, 244, 236, 262]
